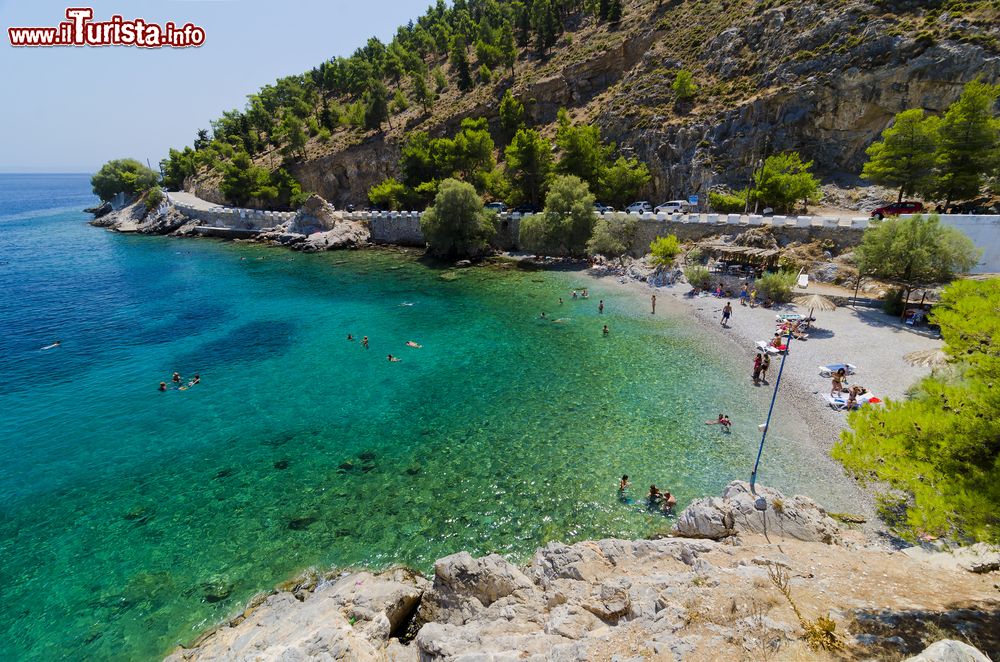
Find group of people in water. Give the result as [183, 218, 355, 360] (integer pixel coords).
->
[347, 331, 421, 362]
[619, 475, 678, 514]
[159, 371, 200, 391]
[541, 289, 611, 335]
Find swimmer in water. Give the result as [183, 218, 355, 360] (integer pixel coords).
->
[40, 340, 61, 350]
[362, 336, 369, 349]
[387, 354, 400, 362]
[602, 324, 610, 336]
[158, 382, 167, 392]
[188, 373, 201, 386]
[405, 341, 421, 348]
[705, 414, 732, 428]
[540, 312, 547, 319]
[619, 475, 630, 491]
[172, 372, 182, 384]
[347, 334, 354, 341]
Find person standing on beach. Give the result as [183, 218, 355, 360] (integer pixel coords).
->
[599, 300, 604, 314]
[749, 288, 758, 308]
[760, 354, 771, 384]
[739, 284, 748, 305]
[651, 294, 656, 314]
[752, 353, 763, 385]
[721, 302, 732, 327]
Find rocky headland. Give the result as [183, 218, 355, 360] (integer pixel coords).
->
[165, 481, 999, 661]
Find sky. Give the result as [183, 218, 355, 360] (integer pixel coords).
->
[0, 0, 431, 172]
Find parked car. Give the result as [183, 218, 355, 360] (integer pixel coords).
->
[511, 204, 539, 215]
[871, 201, 923, 219]
[484, 201, 506, 213]
[625, 201, 653, 214]
[654, 200, 690, 214]
[594, 202, 615, 213]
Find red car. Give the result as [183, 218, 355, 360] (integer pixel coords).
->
[870, 201, 923, 219]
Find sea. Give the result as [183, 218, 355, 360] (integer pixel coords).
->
[0, 173, 858, 660]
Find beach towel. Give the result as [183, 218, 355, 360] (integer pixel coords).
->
[825, 392, 879, 410]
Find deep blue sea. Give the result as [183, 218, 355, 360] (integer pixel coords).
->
[0, 174, 858, 660]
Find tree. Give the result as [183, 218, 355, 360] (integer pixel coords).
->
[91, 159, 159, 201]
[433, 67, 449, 93]
[555, 108, 611, 193]
[672, 69, 697, 102]
[420, 178, 497, 258]
[708, 189, 748, 213]
[364, 81, 390, 131]
[278, 112, 307, 159]
[391, 89, 410, 115]
[519, 175, 595, 256]
[499, 90, 526, 144]
[368, 178, 412, 210]
[412, 73, 434, 114]
[144, 186, 165, 211]
[450, 118, 496, 189]
[606, 0, 623, 23]
[220, 152, 274, 206]
[530, 0, 559, 54]
[504, 128, 553, 206]
[450, 36, 473, 91]
[752, 152, 820, 213]
[862, 109, 940, 202]
[933, 79, 1000, 206]
[833, 279, 1000, 542]
[649, 234, 681, 268]
[160, 148, 197, 191]
[194, 129, 211, 150]
[498, 24, 518, 78]
[854, 214, 980, 315]
[598, 156, 650, 207]
[587, 212, 637, 264]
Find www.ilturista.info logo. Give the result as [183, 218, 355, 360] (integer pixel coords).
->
[8, 8, 205, 48]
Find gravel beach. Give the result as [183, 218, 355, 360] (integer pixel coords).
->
[589, 270, 945, 527]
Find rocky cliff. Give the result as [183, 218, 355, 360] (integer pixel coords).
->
[164, 482, 999, 661]
[184, 0, 1000, 207]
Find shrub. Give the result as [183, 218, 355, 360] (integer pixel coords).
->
[708, 190, 747, 213]
[684, 265, 712, 288]
[686, 247, 707, 265]
[650, 234, 681, 267]
[420, 178, 497, 258]
[318, 128, 332, 143]
[144, 186, 165, 211]
[672, 69, 697, 101]
[882, 288, 906, 316]
[520, 175, 595, 257]
[754, 270, 797, 303]
[368, 178, 412, 210]
[587, 212, 637, 264]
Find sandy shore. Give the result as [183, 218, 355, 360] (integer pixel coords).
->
[586, 269, 943, 528]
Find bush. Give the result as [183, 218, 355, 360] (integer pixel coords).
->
[587, 212, 637, 263]
[708, 190, 747, 213]
[368, 178, 413, 210]
[520, 175, 595, 256]
[650, 234, 681, 267]
[753, 152, 821, 213]
[420, 178, 497, 258]
[686, 247, 707, 265]
[91, 158, 159, 202]
[144, 186, 165, 211]
[684, 265, 712, 288]
[318, 128, 332, 143]
[754, 270, 797, 303]
[672, 69, 697, 101]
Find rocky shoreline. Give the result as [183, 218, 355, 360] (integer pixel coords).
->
[165, 481, 998, 661]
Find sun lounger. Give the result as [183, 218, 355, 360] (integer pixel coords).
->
[797, 273, 809, 289]
[825, 392, 880, 410]
[775, 313, 804, 322]
[818, 363, 858, 377]
[755, 340, 786, 355]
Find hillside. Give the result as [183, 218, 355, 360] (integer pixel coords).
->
[168, 0, 1000, 209]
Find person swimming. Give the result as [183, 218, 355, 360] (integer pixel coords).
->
[188, 373, 200, 386]
[602, 324, 609, 335]
[362, 336, 369, 349]
[405, 341, 421, 348]
[619, 475, 630, 491]
[540, 312, 547, 319]
[647, 484, 661, 503]
[571, 291, 578, 299]
[172, 372, 182, 384]
[581, 289, 589, 299]
[387, 354, 400, 362]
[705, 414, 732, 428]
[158, 382, 167, 392]
[661, 490, 678, 512]
[40, 340, 61, 350]
[347, 334, 354, 341]
[598, 300, 604, 314]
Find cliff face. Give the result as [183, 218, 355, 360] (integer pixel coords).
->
[187, 0, 1000, 206]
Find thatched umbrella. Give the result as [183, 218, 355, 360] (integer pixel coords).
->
[903, 348, 949, 367]
[793, 294, 837, 322]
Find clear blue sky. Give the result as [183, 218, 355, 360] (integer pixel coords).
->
[0, 0, 431, 172]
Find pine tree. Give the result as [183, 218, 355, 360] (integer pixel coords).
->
[450, 36, 473, 91]
[412, 73, 434, 114]
[498, 24, 518, 78]
[530, 0, 559, 54]
[606, 0, 623, 23]
[504, 128, 553, 206]
[499, 89, 526, 144]
[933, 79, 1000, 206]
[363, 81, 390, 131]
[861, 108, 940, 203]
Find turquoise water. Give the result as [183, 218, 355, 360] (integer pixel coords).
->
[0, 174, 856, 660]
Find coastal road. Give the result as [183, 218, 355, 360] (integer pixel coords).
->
[167, 191, 218, 211]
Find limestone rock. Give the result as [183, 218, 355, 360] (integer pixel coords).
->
[901, 543, 1000, 575]
[903, 639, 991, 662]
[84, 200, 113, 218]
[295, 221, 370, 252]
[418, 551, 536, 625]
[673, 481, 841, 544]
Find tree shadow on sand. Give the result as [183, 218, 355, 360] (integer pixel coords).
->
[846, 307, 942, 340]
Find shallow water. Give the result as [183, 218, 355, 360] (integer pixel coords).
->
[0, 174, 858, 660]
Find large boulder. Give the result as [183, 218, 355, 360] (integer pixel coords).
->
[673, 481, 841, 544]
[295, 221, 370, 252]
[903, 639, 991, 662]
[417, 551, 536, 625]
[901, 543, 1000, 575]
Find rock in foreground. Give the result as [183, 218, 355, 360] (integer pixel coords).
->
[165, 485, 997, 661]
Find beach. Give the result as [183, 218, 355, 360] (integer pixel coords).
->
[588, 269, 944, 524]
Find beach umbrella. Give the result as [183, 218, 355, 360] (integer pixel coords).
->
[903, 348, 949, 367]
[793, 293, 836, 321]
